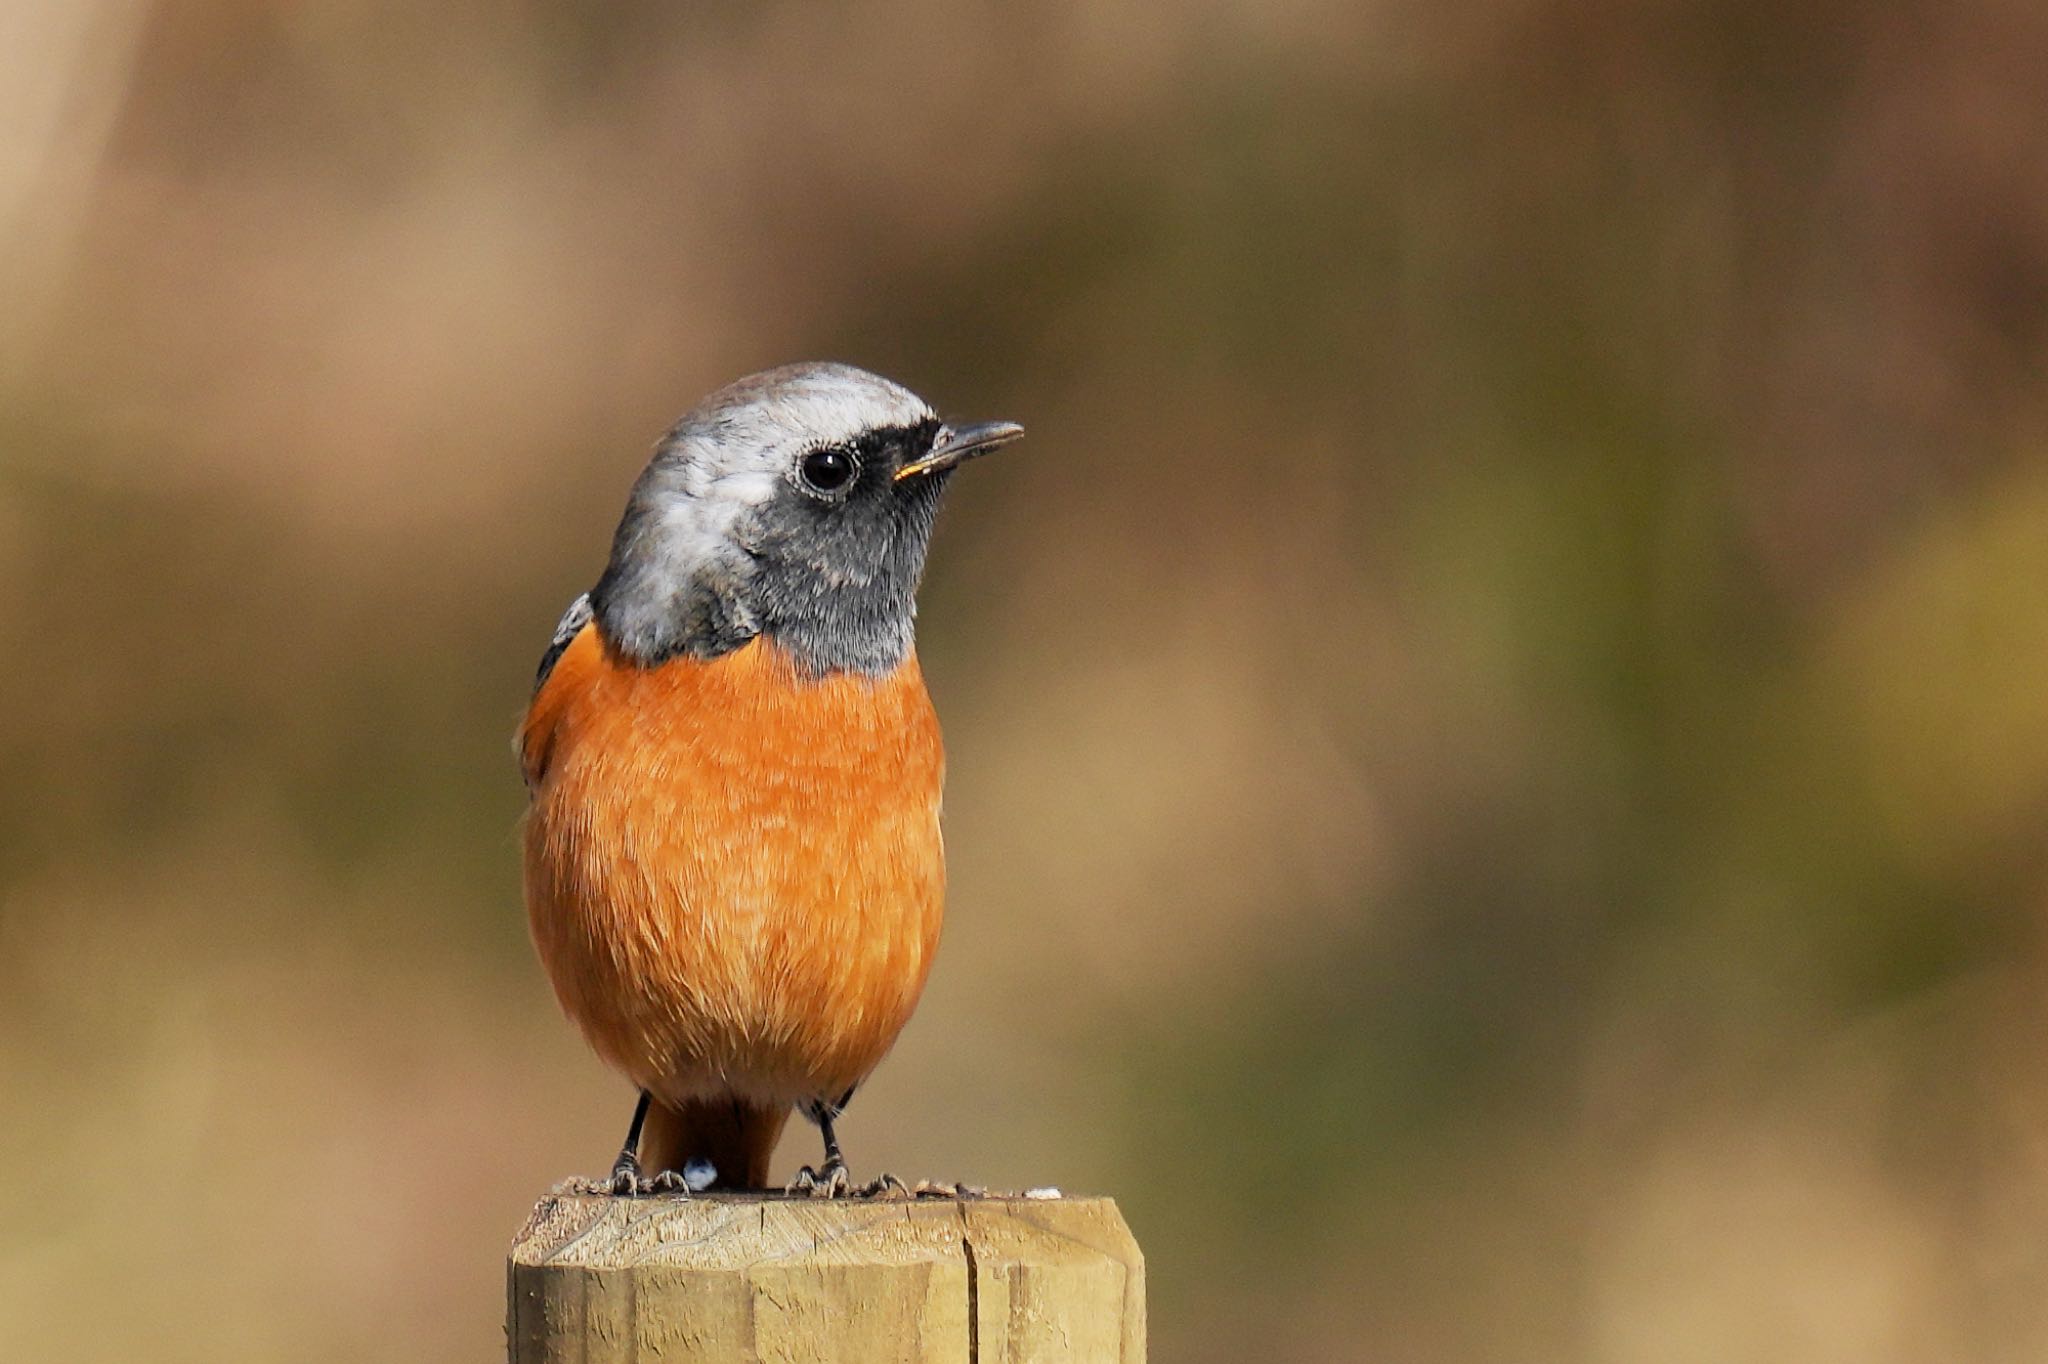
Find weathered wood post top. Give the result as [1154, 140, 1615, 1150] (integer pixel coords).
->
[508, 1191, 1145, 1363]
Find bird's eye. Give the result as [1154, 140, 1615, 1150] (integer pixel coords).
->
[799, 448, 858, 493]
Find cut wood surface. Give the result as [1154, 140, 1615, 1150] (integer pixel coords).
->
[508, 1191, 1144, 1363]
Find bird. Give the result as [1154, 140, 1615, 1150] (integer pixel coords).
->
[517, 362, 1023, 1195]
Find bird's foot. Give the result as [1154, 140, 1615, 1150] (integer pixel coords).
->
[567, 1170, 643, 1196]
[786, 1158, 853, 1198]
[641, 1169, 694, 1195]
[572, 1153, 648, 1196]
[572, 1154, 711, 1197]
[791, 1171, 968, 1200]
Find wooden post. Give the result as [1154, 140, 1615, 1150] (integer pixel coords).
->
[507, 1191, 1145, 1363]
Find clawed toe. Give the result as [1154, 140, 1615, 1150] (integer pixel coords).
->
[570, 1159, 644, 1196]
[780, 1169, 982, 1200]
[573, 1155, 700, 1198]
[858, 1172, 912, 1199]
[787, 1160, 853, 1198]
[612, 1151, 648, 1193]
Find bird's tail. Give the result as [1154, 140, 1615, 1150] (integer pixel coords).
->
[640, 1097, 792, 1191]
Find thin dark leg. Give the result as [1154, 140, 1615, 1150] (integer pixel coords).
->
[573, 1081, 692, 1187]
[589, 1090, 688, 1196]
[786, 1099, 852, 1196]
[817, 1107, 844, 1170]
[612, 1090, 652, 1180]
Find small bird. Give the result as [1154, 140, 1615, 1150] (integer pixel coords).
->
[518, 362, 1022, 1194]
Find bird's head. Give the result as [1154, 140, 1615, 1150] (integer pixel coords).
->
[589, 362, 1023, 677]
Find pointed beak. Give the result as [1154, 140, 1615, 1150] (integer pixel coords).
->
[894, 420, 1026, 482]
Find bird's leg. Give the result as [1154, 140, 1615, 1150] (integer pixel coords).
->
[600, 1090, 653, 1193]
[819, 1106, 845, 1171]
[787, 1101, 852, 1197]
[576, 1090, 692, 1196]
[578, 1091, 645, 1194]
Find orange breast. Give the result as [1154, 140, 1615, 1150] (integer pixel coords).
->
[519, 625, 946, 1107]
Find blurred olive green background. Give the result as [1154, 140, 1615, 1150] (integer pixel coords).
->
[5, 1, 2048, 1360]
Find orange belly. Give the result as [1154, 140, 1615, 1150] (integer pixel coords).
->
[519, 625, 945, 1108]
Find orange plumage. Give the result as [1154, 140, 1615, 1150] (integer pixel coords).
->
[519, 622, 945, 1186]
[516, 362, 1022, 1190]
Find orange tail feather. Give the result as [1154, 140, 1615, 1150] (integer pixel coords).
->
[640, 1097, 792, 1190]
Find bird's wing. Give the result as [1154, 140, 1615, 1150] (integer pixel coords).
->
[534, 593, 593, 695]
[519, 593, 594, 791]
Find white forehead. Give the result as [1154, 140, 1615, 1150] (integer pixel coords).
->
[623, 364, 936, 583]
[687, 362, 936, 463]
[657, 361, 934, 497]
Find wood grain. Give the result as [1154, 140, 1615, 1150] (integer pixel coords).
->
[507, 1193, 1144, 1363]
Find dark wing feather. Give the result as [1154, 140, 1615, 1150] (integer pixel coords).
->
[534, 593, 593, 696]
[517, 593, 595, 792]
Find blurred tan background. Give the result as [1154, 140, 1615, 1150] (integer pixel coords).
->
[4, 1, 2048, 1360]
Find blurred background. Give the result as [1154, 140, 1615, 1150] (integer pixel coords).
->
[4, 0, 2047, 1359]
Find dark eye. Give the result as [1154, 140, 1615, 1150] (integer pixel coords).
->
[799, 447, 858, 493]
